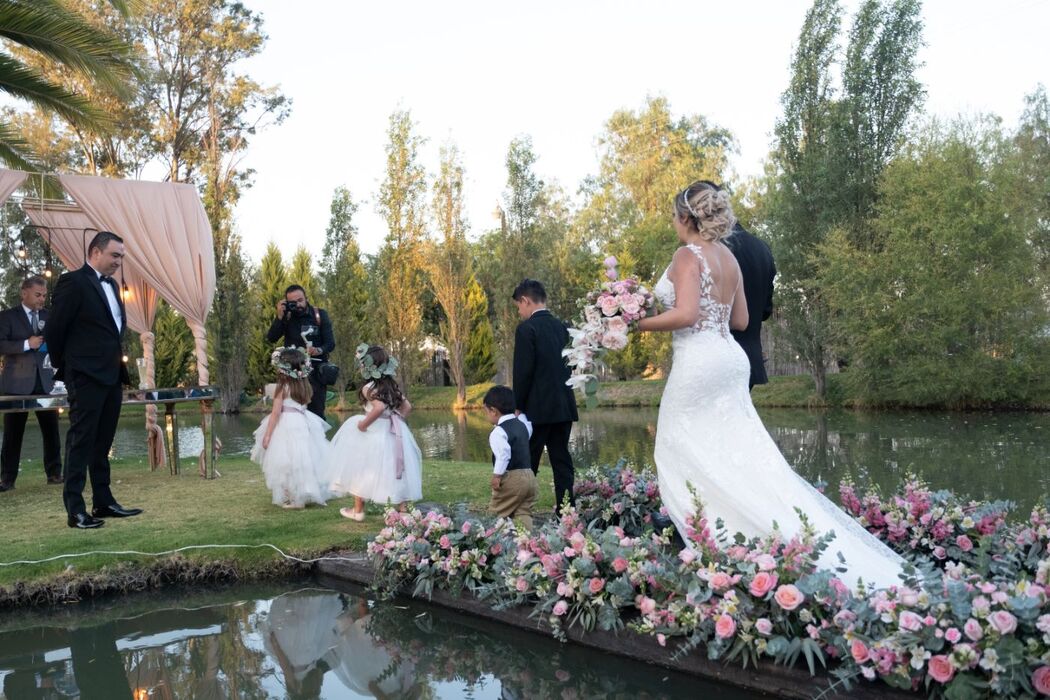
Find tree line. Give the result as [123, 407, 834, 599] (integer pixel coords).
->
[0, 0, 1046, 410]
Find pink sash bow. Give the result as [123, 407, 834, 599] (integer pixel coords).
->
[388, 411, 406, 480]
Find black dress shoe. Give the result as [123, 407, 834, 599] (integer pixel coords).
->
[46, 476, 64, 485]
[68, 512, 105, 529]
[91, 504, 143, 518]
[0, 483, 12, 492]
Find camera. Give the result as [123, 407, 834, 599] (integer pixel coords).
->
[283, 300, 300, 313]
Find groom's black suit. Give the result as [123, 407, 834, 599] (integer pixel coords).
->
[44, 264, 130, 517]
[513, 309, 578, 512]
[725, 223, 776, 389]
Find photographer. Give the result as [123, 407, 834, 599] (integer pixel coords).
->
[266, 285, 336, 418]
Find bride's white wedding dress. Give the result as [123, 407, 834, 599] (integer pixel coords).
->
[653, 244, 905, 589]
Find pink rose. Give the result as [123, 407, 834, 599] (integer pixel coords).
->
[553, 600, 568, 616]
[601, 329, 628, 351]
[963, 618, 983, 641]
[637, 596, 656, 616]
[945, 627, 962, 644]
[678, 548, 697, 564]
[898, 611, 924, 632]
[988, 610, 1017, 635]
[557, 581, 572, 597]
[749, 571, 778, 598]
[598, 295, 620, 316]
[656, 633, 667, 647]
[850, 639, 869, 664]
[515, 578, 528, 592]
[612, 557, 628, 573]
[606, 315, 629, 334]
[754, 553, 777, 571]
[932, 546, 947, 560]
[603, 255, 618, 269]
[714, 614, 737, 639]
[588, 578, 605, 594]
[955, 535, 973, 552]
[927, 655, 954, 684]
[1032, 666, 1050, 696]
[709, 572, 733, 591]
[439, 535, 451, 548]
[773, 584, 804, 611]
[755, 618, 773, 636]
[461, 521, 472, 535]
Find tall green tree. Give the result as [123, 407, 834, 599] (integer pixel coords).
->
[425, 142, 472, 406]
[0, 0, 134, 167]
[319, 186, 369, 407]
[210, 233, 251, 411]
[287, 245, 316, 301]
[463, 275, 495, 384]
[248, 242, 287, 391]
[375, 109, 427, 386]
[1013, 85, 1050, 287]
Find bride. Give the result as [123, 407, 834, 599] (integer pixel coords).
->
[635, 181, 904, 589]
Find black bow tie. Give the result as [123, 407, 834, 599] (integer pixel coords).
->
[101, 275, 115, 285]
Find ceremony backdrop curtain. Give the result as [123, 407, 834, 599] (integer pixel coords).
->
[0, 170, 27, 203]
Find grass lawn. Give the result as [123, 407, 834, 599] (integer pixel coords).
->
[0, 456, 558, 589]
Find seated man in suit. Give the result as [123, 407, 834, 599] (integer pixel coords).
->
[0, 276, 62, 491]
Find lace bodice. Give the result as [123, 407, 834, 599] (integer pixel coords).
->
[653, 244, 733, 338]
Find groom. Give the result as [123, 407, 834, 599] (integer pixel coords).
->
[511, 279, 578, 514]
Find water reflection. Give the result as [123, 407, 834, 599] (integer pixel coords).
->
[0, 584, 762, 699]
[5, 407, 1046, 510]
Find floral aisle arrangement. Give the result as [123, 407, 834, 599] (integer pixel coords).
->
[366, 469, 1050, 699]
[562, 256, 655, 391]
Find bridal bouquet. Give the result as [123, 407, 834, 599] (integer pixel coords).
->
[563, 256, 655, 391]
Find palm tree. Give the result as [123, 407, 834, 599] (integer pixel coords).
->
[0, 0, 136, 168]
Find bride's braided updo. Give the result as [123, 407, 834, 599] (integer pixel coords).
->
[675, 181, 736, 242]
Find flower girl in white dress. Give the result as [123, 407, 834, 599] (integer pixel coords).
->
[329, 344, 423, 520]
[250, 347, 331, 509]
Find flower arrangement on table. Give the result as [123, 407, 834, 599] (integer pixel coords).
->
[366, 470, 1050, 699]
[562, 256, 655, 392]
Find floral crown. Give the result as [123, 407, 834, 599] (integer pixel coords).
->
[355, 343, 399, 380]
[271, 346, 312, 379]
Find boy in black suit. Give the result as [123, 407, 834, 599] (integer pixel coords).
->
[511, 279, 578, 514]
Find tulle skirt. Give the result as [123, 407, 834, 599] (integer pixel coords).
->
[251, 408, 331, 507]
[328, 415, 422, 505]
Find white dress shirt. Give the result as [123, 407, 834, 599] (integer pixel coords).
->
[489, 413, 533, 476]
[93, 268, 123, 331]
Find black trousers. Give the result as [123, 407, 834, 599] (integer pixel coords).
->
[0, 379, 61, 485]
[528, 421, 575, 513]
[307, 371, 326, 419]
[63, 371, 121, 515]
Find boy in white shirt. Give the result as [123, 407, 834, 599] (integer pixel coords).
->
[483, 385, 538, 529]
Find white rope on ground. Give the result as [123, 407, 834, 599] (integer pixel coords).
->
[0, 543, 369, 568]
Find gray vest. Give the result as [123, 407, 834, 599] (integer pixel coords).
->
[494, 418, 532, 471]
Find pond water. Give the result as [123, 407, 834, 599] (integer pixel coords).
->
[6, 406, 1048, 510]
[0, 581, 766, 699]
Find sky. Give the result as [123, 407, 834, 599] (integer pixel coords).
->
[231, 0, 1050, 263]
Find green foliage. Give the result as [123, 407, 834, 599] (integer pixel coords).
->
[152, 300, 193, 388]
[286, 245, 316, 301]
[0, 0, 134, 167]
[210, 234, 252, 411]
[464, 275, 495, 384]
[819, 119, 1048, 407]
[247, 242, 286, 391]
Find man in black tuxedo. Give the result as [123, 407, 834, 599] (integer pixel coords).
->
[511, 279, 578, 514]
[0, 276, 62, 490]
[725, 221, 776, 390]
[265, 284, 335, 419]
[45, 231, 142, 529]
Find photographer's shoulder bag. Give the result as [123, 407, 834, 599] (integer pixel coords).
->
[312, 308, 340, 386]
